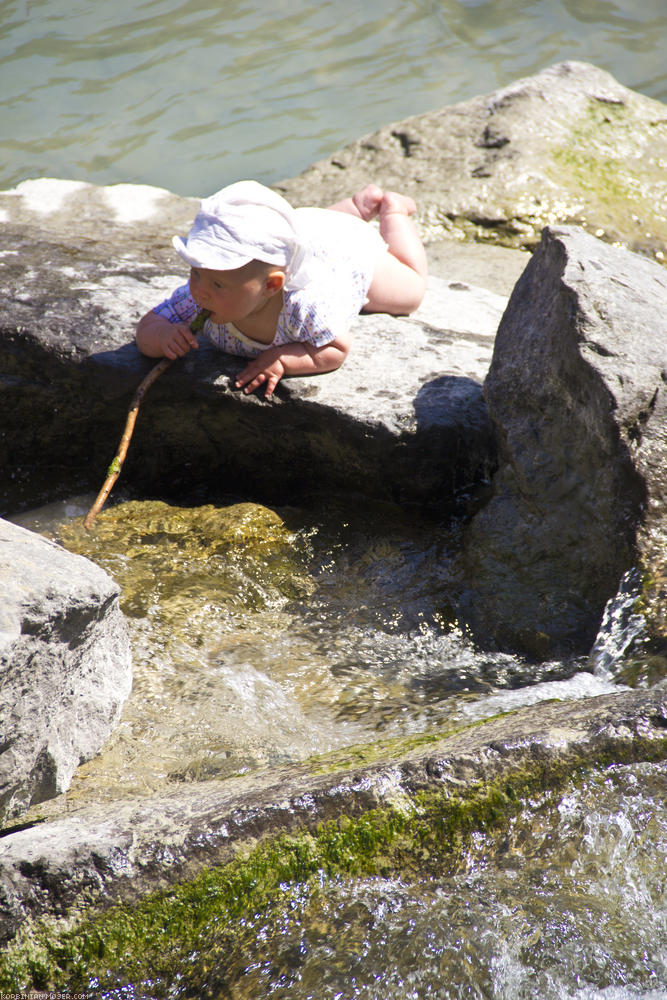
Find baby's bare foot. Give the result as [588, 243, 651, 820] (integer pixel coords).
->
[380, 191, 417, 217]
[352, 183, 384, 221]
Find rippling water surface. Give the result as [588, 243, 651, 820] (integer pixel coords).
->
[1, 0, 666, 197]
[11, 496, 664, 999]
[224, 762, 667, 1000]
[10, 494, 630, 811]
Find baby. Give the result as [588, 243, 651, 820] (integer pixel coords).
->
[136, 180, 427, 398]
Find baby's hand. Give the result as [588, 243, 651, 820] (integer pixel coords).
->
[160, 321, 199, 360]
[236, 351, 286, 398]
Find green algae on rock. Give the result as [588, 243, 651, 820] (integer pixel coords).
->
[2, 755, 665, 996]
[1, 688, 665, 994]
[60, 499, 314, 626]
[547, 97, 667, 259]
[277, 62, 667, 261]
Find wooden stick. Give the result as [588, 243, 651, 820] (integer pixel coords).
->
[84, 311, 210, 531]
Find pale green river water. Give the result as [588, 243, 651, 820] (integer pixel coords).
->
[1, 0, 666, 198]
[3, 1, 667, 995]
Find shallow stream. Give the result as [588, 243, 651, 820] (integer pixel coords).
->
[13, 493, 626, 811]
[9, 491, 667, 998]
[194, 762, 667, 1000]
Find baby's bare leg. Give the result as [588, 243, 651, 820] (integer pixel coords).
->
[329, 185, 426, 314]
[365, 192, 427, 315]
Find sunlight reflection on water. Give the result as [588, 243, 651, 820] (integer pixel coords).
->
[12, 494, 625, 815]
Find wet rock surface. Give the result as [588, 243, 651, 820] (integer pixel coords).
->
[0, 520, 132, 824]
[0, 685, 664, 946]
[457, 226, 667, 657]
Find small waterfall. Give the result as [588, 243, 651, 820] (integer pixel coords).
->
[588, 569, 646, 678]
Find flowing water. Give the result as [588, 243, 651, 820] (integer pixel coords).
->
[11, 494, 624, 811]
[1, 0, 667, 199]
[201, 762, 667, 1000]
[9, 493, 666, 998]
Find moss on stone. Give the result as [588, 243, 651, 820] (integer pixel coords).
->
[3, 729, 666, 995]
[547, 98, 667, 254]
[305, 716, 498, 775]
[638, 565, 667, 645]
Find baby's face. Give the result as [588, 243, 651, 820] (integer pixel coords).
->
[188, 265, 268, 324]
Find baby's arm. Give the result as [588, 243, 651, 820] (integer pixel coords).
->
[135, 310, 199, 359]
[236, 335, 350, 398]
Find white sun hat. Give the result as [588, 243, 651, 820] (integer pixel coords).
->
[172, 180, 317, 291]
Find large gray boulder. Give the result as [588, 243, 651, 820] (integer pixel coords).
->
[276, 61, 667, 261]
[0, 519, 132, 823]
[0, 177, 510, 512]
[456, 226, 667, 657]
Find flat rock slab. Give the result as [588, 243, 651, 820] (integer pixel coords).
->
[277, 61, 667, 262]
[0, 685, 664, 946]
[0, 519, 132, 824]
[0, 177, 510, 510]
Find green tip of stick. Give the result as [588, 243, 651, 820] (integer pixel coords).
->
[189, 309, 212, 334]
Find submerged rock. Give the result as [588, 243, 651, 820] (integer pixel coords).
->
[0, 519, 132, 823]
[456, 226, 667, 657]
[277, 61, 667, 262]
[60, 498, 314, 634]
[0, 686, 664, 978]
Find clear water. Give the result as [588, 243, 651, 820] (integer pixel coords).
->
[12, 494, 625, 814]
[1, 0, 666, 199]
[89, 762, 667, 999]
[224, 762, 667, 1000]
[221, 762, 667, 1000]
[8, 491, 664, 999]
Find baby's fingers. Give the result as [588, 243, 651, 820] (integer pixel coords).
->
[164, 326, 199, 359]
[262, 371, 281, 398]
[240, 372, 266, 395]
[236, 362, 260, 389]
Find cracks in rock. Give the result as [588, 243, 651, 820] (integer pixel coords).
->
[476, 124, 510, 149]
[626, 386, 660, 445]
[391, 129, 421, 157]
[585, 339, 617, 358]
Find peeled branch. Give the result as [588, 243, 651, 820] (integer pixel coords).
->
[83, 310, 211, 531]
